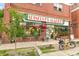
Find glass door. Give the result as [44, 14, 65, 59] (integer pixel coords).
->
[46, 25, 54, 40]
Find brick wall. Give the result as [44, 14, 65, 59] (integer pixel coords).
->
[3, 3, 71, 43]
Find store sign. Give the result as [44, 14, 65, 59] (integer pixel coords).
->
[28, 14, 64, 24]
[63, 21, 69, 26]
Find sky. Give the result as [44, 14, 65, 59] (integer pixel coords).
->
[0, 3, 4, 9]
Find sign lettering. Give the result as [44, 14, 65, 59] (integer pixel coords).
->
[28, 14, 64, 24]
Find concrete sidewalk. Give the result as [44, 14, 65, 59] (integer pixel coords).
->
[42, 47, 79, 56]
[0, 40, 58, 50]
[0, 40, 79, 56]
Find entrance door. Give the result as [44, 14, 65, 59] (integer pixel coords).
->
[46, 25, 54, 40]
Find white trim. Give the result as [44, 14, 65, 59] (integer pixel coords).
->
[63, 21, 69, 26]
[64, 3, 73, 6]
[71, 7, 79, 12]
[32, 3, 42, 6]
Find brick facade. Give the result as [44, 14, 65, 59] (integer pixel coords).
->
[3, 3, 71, 43]
[4, 3, 71, 20]
[71, 3, 79, 38]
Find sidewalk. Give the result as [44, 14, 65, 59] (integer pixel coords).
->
[0, 40, 58, 50]
[0, 40, 79, 56]
[42, 47, 79, 56]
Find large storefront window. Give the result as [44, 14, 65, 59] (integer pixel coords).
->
[24, 22, 41, 37]
[54, 25, 69, 39]
[21, 13, 69, 41]
[21, 20, 46, 41]
[46, 25, 69, 40]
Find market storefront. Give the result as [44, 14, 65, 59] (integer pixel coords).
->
[20, 13, 69, 41]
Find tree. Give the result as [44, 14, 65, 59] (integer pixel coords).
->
[0, 10, 4, 43]
[7, 9, 25, 53]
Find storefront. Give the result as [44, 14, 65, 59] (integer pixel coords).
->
[21, 13, 69, 41]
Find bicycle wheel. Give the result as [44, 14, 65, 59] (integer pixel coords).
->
[59, 44, 64, 50]
[67, 41, 76, 48]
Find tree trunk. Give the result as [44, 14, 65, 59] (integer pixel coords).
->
[15, 38, 16, 52]
[0, 33, 2, 44]
[12, 34, 17, 55]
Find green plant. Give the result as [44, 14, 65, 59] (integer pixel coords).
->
[6, 8, 26, 53]
[0, 10, 4, 41]
[38, 45, 56, 53]
[0, 10, 3, 17]
[8, 9, 25, 38]
[0, 48, 36, 56]
[0, 50, 9, 56]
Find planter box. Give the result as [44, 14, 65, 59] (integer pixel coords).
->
[22, 37, 36, 42]
[16, 38, 23, 42]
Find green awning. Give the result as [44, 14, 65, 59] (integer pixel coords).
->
[22, 14, 68, 26]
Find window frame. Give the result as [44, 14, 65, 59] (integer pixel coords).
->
[53, 3, 63, 12]
[32, 3, 42, 6]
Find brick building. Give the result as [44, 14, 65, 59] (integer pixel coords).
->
[3, 3, 71, 43]
[71, 3, 79, 39]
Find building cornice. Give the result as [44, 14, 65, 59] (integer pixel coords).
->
[71, 7, 79, 12]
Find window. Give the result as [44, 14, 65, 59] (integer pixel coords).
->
[32, 3, 42, 6]
[53, 3, 63, 11]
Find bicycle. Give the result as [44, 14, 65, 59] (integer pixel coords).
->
[59, 40, 76, 50]
[67, 41, 76, 48]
